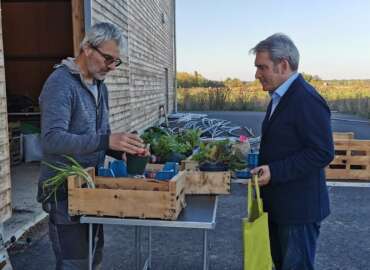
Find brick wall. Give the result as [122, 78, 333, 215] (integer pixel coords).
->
[92, 0, 175, 132]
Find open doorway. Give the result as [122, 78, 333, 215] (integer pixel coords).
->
[2, 0, 75, 163]
[1, 0, 84, 242]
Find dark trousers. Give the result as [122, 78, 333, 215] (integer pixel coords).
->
[269, 222, 321, 270]
[44, 201, 104, 270]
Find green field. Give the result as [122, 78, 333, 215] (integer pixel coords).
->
[177, 79, 370, 118]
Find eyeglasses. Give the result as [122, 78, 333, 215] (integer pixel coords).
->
[90, 45, 122, 67]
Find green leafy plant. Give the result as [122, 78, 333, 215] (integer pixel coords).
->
[192, 140, 247, 171]
[141, 127, 201, 162]
[42, 155, 95, 202]
[141, 127, 168, 145]
[176, 129, 202, 149]
[151, 135, 191, 161]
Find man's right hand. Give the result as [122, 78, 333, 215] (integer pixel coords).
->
[109, 132, 145, 154]
[251, 165, 271, 186]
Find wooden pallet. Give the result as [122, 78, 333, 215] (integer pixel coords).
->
[326, 137, 370, 181]
[68, 167, 186, 220]
[333, 132, 354, 140]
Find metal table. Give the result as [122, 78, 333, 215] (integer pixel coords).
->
[80, 195, 218, 270]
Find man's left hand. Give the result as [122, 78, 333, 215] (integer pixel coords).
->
[250, 165, 271, 186]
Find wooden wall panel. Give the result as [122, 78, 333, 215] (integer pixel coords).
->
[0, 1, 12, 223]
[91, 0, 176, 132]
[71, 0, 85, 56]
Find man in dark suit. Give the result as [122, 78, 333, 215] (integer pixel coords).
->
[250, 33, 334, 270]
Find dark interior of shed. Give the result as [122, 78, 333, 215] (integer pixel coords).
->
[2, 0, 75, 164]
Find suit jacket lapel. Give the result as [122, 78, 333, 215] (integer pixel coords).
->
[262, 75, 301, 136]
[262, 99, 272, 136]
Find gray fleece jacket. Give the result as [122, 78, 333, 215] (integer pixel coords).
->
[37, 58, 110, 202]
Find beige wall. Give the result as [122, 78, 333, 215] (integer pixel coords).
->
[92, 0, 176, 132]
[0, 2, 12, 223]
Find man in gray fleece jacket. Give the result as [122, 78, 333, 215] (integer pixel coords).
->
[38, 22, 145, 270]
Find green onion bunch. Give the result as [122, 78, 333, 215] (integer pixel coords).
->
[42, 155, 95, 202]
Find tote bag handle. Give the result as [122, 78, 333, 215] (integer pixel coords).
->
[247, 174, 263, 218]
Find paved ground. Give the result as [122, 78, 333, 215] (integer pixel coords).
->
[8, 184, 370, 270]
[3, 162, 46, 243]
[198, 111, 370, 139]
[7, 111, 370, 270]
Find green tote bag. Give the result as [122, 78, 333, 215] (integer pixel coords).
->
[243, 175, 273, 270]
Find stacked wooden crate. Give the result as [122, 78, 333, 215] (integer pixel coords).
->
[326, 132, 370, 181]
[181, 158, 231, 195]
[8, 122, 22, 165]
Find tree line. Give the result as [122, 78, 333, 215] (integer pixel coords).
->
[176, 71, 247, 88]
[176, 71, 323, 89]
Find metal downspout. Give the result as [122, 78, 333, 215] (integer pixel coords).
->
[84, 0, 92, 32]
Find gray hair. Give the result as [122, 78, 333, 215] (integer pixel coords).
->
[250, 33, 300, 71]
[80, 22, 125, 53]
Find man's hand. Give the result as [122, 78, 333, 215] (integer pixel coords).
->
[109, 132, 145, 154]
[250, 165, 271, 186]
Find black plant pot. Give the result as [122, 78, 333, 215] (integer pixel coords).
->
[165, 152, 186, 163]
[126, 154, 149, 175]
[199, 161, 229, 172]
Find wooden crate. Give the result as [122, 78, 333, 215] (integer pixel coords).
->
[149, 162, 231, 194]
[8, 122, 23, 165]
[68, 167, 186, 220]
[9, 135, 22, 165]
[326, 139, 370, 181]
[180, 158, 199, 171]
[184, 170, 231, 195]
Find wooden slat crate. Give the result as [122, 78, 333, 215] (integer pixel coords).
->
[181, 159, 231, 194]
[150, 162, 231, 194]
[326, 139, 370, 181]
[184, 170, 231, 195]
[333, 132, 354, 140]
[9, 136, 22, 165]
[8, 121, 22, 165]
[180, 158, 199, 171]
[68, 167, 186, 220]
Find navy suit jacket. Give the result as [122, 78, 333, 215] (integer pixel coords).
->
[259, 74, 334, 224]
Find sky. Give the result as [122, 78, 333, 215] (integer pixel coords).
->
[176, 0, 370, 81]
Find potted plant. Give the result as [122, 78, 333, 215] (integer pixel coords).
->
[126, 145, 151, 175]
[141, 127, 201, 163]
[191, 140, 247, 171]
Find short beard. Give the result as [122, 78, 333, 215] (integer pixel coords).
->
[94, 73, 106, 81]
[86, 62, 106, 81]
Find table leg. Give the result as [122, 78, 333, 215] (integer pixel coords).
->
[89, 223, 93, 270]
[148, 227, 152, 269]
[203, 230, 209, 270]
[135, 226, 142, 270]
